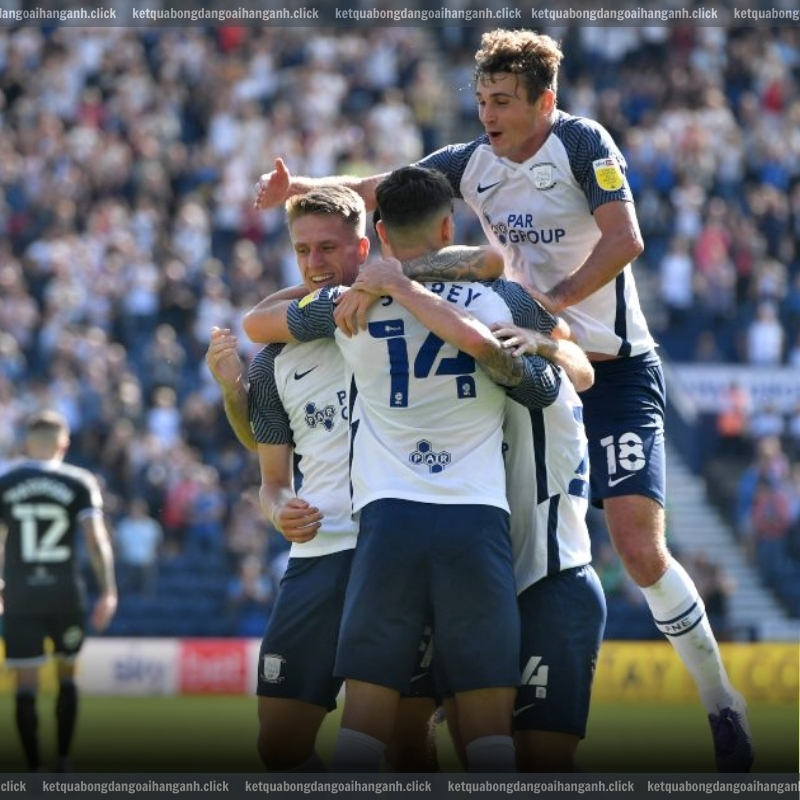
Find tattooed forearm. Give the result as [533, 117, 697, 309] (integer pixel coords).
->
[478, 348, 526, 387]
[401, 246, 489, 281]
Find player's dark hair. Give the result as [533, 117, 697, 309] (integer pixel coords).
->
[285, 185, 366, 236]
[474, 29, 563, 103]
[375, 166, 453, 231]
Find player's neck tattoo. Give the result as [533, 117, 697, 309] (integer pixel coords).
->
[401, 246, 489, 282]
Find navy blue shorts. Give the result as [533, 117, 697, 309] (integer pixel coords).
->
[514, 565, 606, 737]
[257, 550, 353, 710]
[335, 499, 520, 694]
[579, 351, 666, 508]
[407, 625, 438, 701]
[3, 611, 85, 666]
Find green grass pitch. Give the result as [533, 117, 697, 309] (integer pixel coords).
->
[0, 695, 796, 774]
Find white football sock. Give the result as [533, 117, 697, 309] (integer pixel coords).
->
[641, 560, 736, 713]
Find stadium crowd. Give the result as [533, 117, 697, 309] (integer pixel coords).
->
[1, 25, 799, 635]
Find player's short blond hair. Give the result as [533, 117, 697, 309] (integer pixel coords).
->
[474, 29, 564, 103]
[27, 409, 69, 438]
[25, 409, 70, 455]
[285, 186, 366, 237]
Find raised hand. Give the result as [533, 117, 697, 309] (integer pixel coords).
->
[206, 326, 244, 391]
[254, 157, 291, 210]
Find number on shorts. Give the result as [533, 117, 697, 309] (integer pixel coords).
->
[600, 432, 646, 475]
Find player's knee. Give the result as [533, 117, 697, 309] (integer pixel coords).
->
[608, 523, 669, 586]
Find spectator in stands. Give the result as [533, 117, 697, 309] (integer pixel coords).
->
[736, 435, 791, 539]
[183, 465, 227, 554]
[224, 491, 270, 570]
[745, 301, 785, 365]
[114, 498, 163, 596]
[225, 554, 275, 637]
[659, 235, 695, 330]
[687, 551, 735, 642]
[715, 381, 752, 459]
[745, 475, 793, 584]
[747, 399, 787, 444]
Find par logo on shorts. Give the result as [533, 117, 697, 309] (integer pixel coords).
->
[261, 653, 286, 684]
[530, 162, 555, 190]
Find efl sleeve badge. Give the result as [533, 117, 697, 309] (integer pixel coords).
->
[592, 157, 624, 191]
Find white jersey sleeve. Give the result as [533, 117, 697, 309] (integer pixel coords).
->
[248, 340, 357, 558]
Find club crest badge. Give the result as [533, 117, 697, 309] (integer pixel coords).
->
[261, 653, 286, 683]
[531, 163, 555, 190]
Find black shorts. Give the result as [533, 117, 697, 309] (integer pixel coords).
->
[3, 610, 86, 666]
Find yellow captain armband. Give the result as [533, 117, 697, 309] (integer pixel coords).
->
[298, 289, 323, 309]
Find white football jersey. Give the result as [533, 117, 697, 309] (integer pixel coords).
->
[287, 280, 561, 514]
[417, 111, 655, 357]
[503, 375, 594, 595]
[248, 339, 357, 558]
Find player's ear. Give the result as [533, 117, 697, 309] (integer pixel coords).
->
[539, 88, 556, 114]
[441, 214, 454, 246]
[358, 236, 370, 264]
[375, 219, 390, 247]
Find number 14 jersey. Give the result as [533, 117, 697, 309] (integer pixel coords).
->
[287, 279, 560, 515]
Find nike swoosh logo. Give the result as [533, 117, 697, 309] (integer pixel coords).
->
[608, 473, 635, 488]
[476, 180, 501, 194]
[293, 366, 318, 380]
[513, 703, 536, 717]
[410, 673, 428, 683]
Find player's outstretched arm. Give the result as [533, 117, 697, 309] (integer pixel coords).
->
[492, 323, 595, 392]
[206, 327, 257, 451]
[253, 158, 388, 212]
[242, 298, 298, 344]
[257, 443, 322, 543]
[83, 515, 118, 632]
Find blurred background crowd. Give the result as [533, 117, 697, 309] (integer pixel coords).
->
[0, 24, 798, 638]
